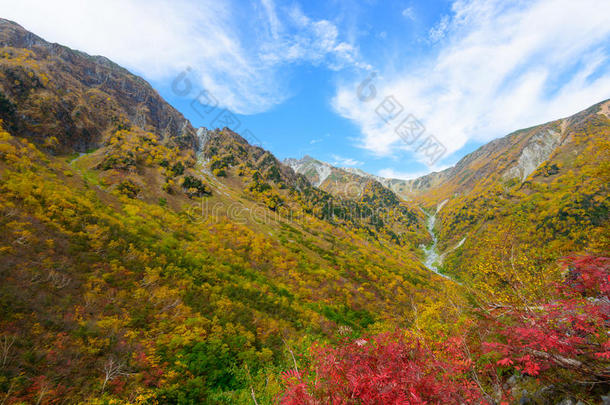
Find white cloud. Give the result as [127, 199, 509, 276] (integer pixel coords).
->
[428, 15, 450, 42]
[401, 7, 416, 21]
[378, 164, 451, 180]
[260, 0, 281, 39]
[332, 0, 610, 161]
[331, 154, 363, 167]
[0, 0, 364, 114]
[378, 168, 429, 181]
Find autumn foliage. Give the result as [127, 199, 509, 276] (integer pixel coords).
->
[282, 256, 610, 404]
[482, 255, 610, 380]
[1, 21, 609, 403]
[281, 332, 483, 404]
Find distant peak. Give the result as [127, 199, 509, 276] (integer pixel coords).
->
[290, 154, 321, 164]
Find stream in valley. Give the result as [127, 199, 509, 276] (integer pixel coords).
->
[420, 200, 453, 280]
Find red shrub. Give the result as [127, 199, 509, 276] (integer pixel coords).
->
[482, 256, 609, 378]
[281, 332, 484, 405]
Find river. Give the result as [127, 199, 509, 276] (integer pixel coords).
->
[420, 200, 453, 280]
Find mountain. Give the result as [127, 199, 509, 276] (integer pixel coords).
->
[407, 100, 610, 286]
[284, 154, 379, 199]
[288, 100, 608, 203]
[287, 101, 609, 286]
[0, 19, 608, 404]
[284, 155, 333, 187]
[200, 129, 426, 246]
[285, 155, 416, 200]
[0, 18, 198, 153]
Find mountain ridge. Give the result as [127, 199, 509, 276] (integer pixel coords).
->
[285, 98, 610, 203]
[0, 18, 198, 153]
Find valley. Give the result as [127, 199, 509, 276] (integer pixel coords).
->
[419, 203, 449, 279]
[0, 17, 608, 405]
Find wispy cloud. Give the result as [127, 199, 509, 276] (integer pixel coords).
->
[378, 164, 451, 181]
[0, 0, 365, 114]
[378, 168, 429, 181]
[333, 0, 610, 159]
[428, 15, 449, 42]
[401, 7, 416, 21]
[331, 154, 363, 167]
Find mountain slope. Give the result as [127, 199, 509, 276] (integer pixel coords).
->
[0, 21, 444, 404]
[203, 131, 427, 246]
[285, 155, 416, 200]
[0, 18, 197, 153]
[404, 100, 609, 202]
[414, 100, 610, 289]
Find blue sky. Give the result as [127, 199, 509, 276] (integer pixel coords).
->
[2, 0, 610, 179]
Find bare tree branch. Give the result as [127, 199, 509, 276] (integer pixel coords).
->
[1, 335, 15, 368]
[101, 357, 131, 393]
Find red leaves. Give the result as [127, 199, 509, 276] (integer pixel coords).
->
[281, 256, 610, 404]
[594, 352, 610, 359]
[594, 341, 610, 360]
[560, 255, 610, 297]
[281, 332, 483, 405]
[280, 370, 317, 405]
[521, 360, 541, 376]
[483, 255, 609, 379]
[497, 358, 513, 367]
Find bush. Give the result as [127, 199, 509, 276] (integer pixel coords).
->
[116, 179, 140, 198]
[281, 332, 482, 404]
[182, 175, 211, 197]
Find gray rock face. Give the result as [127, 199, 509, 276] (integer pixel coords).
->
[502, 127, 562, 182]
[196, 127, 214, 152]
[284, 155, 333, 186]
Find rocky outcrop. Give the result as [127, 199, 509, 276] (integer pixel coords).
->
[502, 128, 562, 182]
[285, 155, 332, 186]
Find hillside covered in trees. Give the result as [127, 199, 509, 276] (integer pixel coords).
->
[0, 19, 608, 404]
